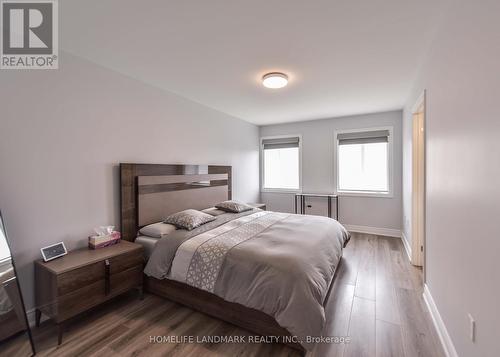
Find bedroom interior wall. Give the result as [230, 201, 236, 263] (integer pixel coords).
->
[402, 0, 499, 356]
[260, 110, 402, 233]
[0, 52, 260, 310]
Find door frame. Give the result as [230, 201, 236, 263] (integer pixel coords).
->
[411, 90, 426, 270]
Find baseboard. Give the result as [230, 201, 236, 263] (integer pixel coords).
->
[401, 232, 412, 261]
[344, 224, 401, 238]
[423, 284, 458, 357]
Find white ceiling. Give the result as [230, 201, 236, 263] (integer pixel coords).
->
[62, 0, 447, 125]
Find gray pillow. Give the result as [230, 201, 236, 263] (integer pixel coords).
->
[164, 209, 216, 231]
[215, 200, 254, 213]
[139, 222, 176, 238]
[202, 207, 227, 216]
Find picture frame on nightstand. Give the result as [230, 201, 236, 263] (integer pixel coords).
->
[40, 242, 67, 262]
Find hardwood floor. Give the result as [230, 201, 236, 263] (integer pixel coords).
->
[12, 233, 445, 357]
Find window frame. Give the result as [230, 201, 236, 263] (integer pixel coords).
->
[260, 134, 303, 193]
[333, 126, 394, 198]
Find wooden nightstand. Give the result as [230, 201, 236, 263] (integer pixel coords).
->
[35, 240, 144, 345]
[248, 203, 266, 210]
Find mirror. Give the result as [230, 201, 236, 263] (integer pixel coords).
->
[0, 211, 36, 356]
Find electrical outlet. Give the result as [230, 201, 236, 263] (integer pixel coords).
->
[468, 314, 476, 342]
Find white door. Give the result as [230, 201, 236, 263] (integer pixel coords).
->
[411, 94, 425, 267]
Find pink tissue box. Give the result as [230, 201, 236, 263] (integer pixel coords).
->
[88, 231, 121, 249]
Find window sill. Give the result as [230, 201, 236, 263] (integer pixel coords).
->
[261, 188, 302, 194]
[336, 190, 393, 198]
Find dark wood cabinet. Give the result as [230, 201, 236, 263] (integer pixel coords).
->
[34, 241, 143, 344]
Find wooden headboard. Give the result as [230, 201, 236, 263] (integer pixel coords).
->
[120, 163, 232, 241]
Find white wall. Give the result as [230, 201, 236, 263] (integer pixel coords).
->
[260, 111, 402, 232]
[0, 53, 260, 310]
[402, 1, 500, 356]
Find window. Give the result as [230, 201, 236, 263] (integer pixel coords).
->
[335, 128, 392, 196]
[261, 136, 301, 191]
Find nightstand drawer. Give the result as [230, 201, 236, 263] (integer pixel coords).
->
[58, 280, 106, 321]
[57, 261, 105, 295]
[108, 250, 143, 274]
[110, 265, 143, 295]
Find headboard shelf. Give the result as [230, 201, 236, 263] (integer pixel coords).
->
[120, 163, 232, 241]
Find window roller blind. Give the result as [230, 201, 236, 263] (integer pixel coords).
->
[337, 130, 389, 145]
[262, 137, 300, 150]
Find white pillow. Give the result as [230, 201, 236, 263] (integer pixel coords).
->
[139, 222, 176, 238]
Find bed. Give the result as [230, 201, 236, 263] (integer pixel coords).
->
[120, 163, 349, 354]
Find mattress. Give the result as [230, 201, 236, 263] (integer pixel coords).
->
[135, 235, 160, 259]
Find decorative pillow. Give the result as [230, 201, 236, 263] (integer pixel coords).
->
[215, 200, 254, 213]
[139, 222, 176, 238]
[163, 209, 216, 231]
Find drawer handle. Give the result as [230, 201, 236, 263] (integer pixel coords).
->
[105, 259, 110, 295]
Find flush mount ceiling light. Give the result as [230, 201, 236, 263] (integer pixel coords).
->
[262, 72, 288, 89]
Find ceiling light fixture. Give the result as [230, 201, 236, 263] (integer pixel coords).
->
[262, 72, 288, 89]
